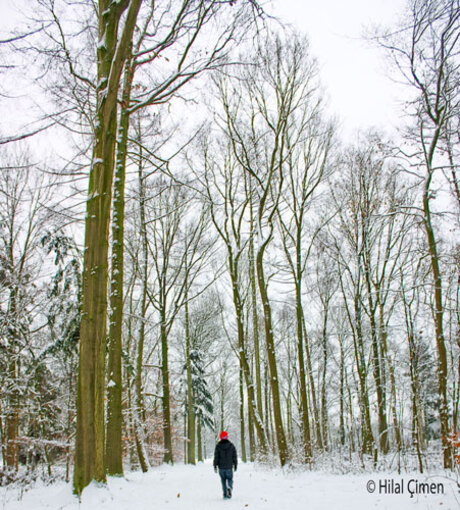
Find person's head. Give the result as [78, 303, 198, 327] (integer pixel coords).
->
[220, 430, 228, 441]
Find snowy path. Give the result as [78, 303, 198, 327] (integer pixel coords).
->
[2, 460, 459, 510]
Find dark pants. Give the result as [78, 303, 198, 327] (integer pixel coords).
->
[219, 468, 233, 497]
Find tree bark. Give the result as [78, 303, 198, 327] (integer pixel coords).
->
[363, 264, 389, 454]
[5, 288, 19, 470]
[256, 246, 289, 465]
[239, 358, 247, 462]
[185, 278, 196, 464]
[338, 330, 346, 446]
[197, 418, 203, 462]
[106, 51, 134, 477]
[161, 309, 173, 464]
[135, 155, 149, 473]
[248, 191, 263, 419]
[320, 304, 329, 450]
[423, 183, 451, 467]
[74, 0, 142, 494]
[228, 257, 268, 454]
[295, 279, 312, 461]
[301, 316, 322, 450]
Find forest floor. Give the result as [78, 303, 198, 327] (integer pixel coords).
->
[2, 460, 460, 510]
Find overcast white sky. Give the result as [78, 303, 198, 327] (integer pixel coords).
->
[0, 0, 409, 141]
[271, 0, 408, 138]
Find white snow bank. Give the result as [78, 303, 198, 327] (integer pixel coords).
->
[2, 460, 459, 510]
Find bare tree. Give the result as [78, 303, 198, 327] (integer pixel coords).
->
[105, 0, 262, 475]
[276, 81, 333, 459]
[144, 175, 212, 464]
[199, 135, 269, 457]
[74, 0, 142, 494]
[0, 150, 55, 470]
[375, 0, 460, 467]
[213, 33, 325, 465]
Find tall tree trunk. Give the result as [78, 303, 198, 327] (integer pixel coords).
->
[197, 418, 203, 462]
[423, 182, 451, 468]
[247, 395, 255, 461]
[106, 52, 134, 477]
[125, 279, 138, 469]
[409, 338, 424, 473]
[256, 246, 288, 465]
[65, 369, 74, 482]
[74, 0, 142, 494]
[364, 272, 388, 454]
[5, 369, 19, 471]
[347, 291, 374, 457]
[379, 302, 401, 467]
[339, 331, 346, 446]
[403, 295, 425, 473]
[320, 305, 329, 450]
[185, 279, 196, 465]
[220, 367, 225, 432]
[5, 289, 19, 470]
[295, 280, 311, 461]
[249, 194, 263, 419]
[239, 359, 247, 462]
[228, 257, 268, 454]
[161, 307, 173, 464]
[301, 316, 322, 450]
[0, 401, 5, 467]
[183, 413, 187, 463]
[346, 370, 355, 453]
[135, 158, 149, 473]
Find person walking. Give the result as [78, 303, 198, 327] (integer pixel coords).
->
[213, 431, 237, 499]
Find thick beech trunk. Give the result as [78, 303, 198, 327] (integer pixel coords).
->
[74, 0, 142, 494]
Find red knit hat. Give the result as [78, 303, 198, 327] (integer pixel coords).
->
[220, 431, 228, 440]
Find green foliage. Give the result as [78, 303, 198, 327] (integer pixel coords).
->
[40, 230, 81, 360]
[190, 349, 214, 429]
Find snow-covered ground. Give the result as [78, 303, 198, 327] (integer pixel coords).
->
[2, 460, 459, 510]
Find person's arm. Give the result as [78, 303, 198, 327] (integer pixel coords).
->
[213, 445, 219, 471]
[232, 444, 237, 471]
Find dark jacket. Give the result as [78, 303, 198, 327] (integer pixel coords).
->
[213, 439, 237, 471]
